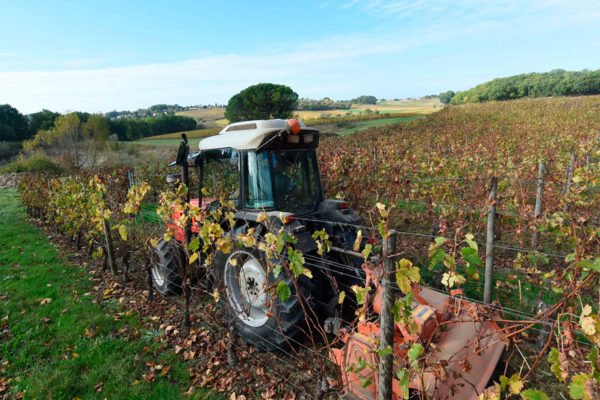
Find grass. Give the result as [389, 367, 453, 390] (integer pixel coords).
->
[0, 188, 219, 400]
[335, 116, 423, 135]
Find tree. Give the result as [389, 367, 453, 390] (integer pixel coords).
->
[225, 83, 298, 122]
[29, 109, 60, 134]
[439, 91, 455, 104]
[83, 114, 111, 143]
[0, 104, 31, 141]
[353, 95, 377, 105]
[24, 113, 88, 169]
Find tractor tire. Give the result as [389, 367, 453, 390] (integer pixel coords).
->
[150, 238, 184, 296]
[214, 243, 313, 352]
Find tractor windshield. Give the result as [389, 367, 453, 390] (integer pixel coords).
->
[243, 150, 322, 214]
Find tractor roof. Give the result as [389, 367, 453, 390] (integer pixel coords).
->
[199, 119, 318, 151]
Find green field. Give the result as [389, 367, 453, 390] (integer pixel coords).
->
[335, 116, 423, 135]
[0, 188, 218, 400]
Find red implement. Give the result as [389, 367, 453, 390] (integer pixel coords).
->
[331, 283, 504, 400]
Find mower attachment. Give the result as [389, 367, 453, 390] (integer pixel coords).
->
[331, 287, 504, 400]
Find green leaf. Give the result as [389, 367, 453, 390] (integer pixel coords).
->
[500, 374, 523, 395]
[587, 347, 600, 382]
[361, 243, 372, 260]
[407, 343, 423, 370]
[276, 281, 291, 302]
[428, 248, 446, 270]
[352, 285, 371, 305]
[188, 237, 199, 253]
[521, 389, 549, 400]
[396, 368, 410, 397]
[287, 248, 305, 277]
[378, 346, 393, 356]
[434, 236, 446, 246]
[461, 246, 482, 266]
[549, 348, 564, 382]
[569, 373, 590, 399]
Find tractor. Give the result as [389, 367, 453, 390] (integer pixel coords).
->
[150, 119, 365, 351]
[150, 119, 504, 399]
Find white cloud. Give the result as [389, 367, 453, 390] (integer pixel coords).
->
[1, 26, 466, 113]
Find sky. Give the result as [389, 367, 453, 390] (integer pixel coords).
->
[1, 0, 599, 114]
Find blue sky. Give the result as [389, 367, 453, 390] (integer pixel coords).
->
[1, 0, 599, 114]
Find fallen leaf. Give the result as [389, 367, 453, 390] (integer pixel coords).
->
[40, 298, 52, 305]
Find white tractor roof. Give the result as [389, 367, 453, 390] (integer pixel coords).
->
[199, 119, 317, 151]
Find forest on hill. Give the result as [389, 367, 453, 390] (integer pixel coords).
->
[443, 68, 600, 104]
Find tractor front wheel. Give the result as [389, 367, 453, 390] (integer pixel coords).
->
[214, 246, 312, 351]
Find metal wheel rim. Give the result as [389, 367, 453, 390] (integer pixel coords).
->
[224, 251, 269, 327]
[151, 249, 166, 287]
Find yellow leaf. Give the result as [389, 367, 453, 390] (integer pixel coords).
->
[376, 202, 388, 218]
[581, 315, 597, 336]
[338, 291, 346, 304]
[353, 230, 362, 251]
[150, 238, 158, 247]
[118, 225, 127, 241]
[581, 304, 592, 317]
[212, 289, 220, 303]
[189, 252, 199, 264]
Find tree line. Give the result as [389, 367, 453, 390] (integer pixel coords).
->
[297, 95, 378, 111]
[442, 68, 600, 104]
[0, 104, 198, 143]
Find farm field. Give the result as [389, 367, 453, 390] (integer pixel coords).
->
[135, 115, 421, 146]
[176, 108, 226, 126]
[0, 188, 218, 400]
[335, 115, 423, 135]
[293, 99, 441, 120]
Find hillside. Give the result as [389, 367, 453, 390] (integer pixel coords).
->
[448, 68, 600, 104]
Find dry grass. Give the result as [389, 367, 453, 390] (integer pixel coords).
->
[294, 100, 442, 120]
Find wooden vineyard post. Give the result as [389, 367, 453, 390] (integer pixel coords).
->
[484, 177, 497, 304]
[99, 202, 118, 276]
[378, 230, 397, 400]
[531, 161, 546, 249]
[146, 260, 154, 301]
[562, 151, 575, 212]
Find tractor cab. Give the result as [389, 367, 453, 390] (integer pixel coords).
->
[174, 119, 323, 217]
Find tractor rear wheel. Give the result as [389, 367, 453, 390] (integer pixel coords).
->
[150, 238, 183, 295]
[214, 245, 313, 351]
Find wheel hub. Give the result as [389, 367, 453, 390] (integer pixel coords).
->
[225, 251, 270, 327]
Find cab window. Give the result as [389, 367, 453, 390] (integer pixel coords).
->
[203, 149, 240, 208]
